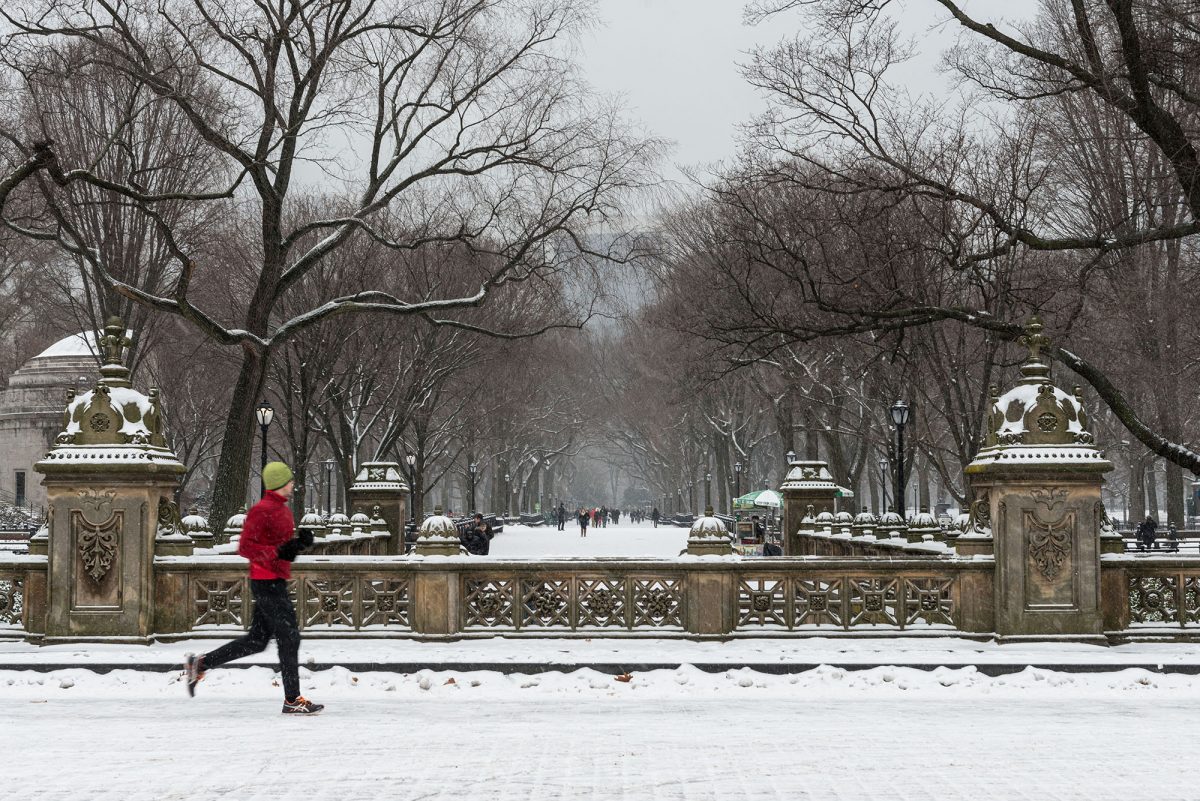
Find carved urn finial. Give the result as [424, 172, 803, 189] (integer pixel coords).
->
[97, 315, 133, 388]
[1016, 315, 1052, 385]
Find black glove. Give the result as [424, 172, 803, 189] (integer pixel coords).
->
[277, 538, 303, 562]
[297, 527, 315, 548]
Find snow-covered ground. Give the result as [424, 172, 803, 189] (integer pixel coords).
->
[2, 662, 1198, 800]
[491, 521, 687, 558]
[7, 520, 1197, 798]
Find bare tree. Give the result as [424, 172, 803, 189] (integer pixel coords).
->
[0, 0, 657, 527]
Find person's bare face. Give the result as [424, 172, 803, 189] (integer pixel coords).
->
[278, 480, 295, 500]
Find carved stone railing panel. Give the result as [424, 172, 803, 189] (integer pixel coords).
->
[631, 578, 683, 628]
[1129, 575, 1181, 625]
[848, 577, 901, 627]
[194, 578, 245, 628]
[576, 578, 626, 628]
[303, 578, 355, 627]
[794, 578, 843, 628]
[904, 578, 954, 627]
[189, 572, 413, 631]
[738, 573, 955, 631]
[1183, 577, 1200, 626]
[0, 576, 25, 628]
[361, 579, 410, 628]
[460, 574, 685, 631]
[738, 578, 787, 628]
[520, 578, 571, 628]
[464, 578, 516, 628]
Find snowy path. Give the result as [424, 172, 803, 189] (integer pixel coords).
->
[2, 664, 1198, 800]
[490, 522, 687, 558]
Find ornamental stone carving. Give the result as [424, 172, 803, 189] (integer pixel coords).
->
[76, 510, 120, 583]
[1026, 512, 1072, 581]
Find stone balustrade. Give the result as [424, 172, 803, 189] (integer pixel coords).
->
[0, 552, 993, 638]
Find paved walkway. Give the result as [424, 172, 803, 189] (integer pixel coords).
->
[2, 664, 1197, 800]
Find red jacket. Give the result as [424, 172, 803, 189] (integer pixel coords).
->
[238, 491, 296, 580]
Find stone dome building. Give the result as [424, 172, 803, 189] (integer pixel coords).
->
[0, 331, 105, 512]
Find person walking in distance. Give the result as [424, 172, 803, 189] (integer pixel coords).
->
[578, 507, 590, 537]
[557, 502, 567, 532]
[651, 507, 660, 528]
[183, 462, 323, 714]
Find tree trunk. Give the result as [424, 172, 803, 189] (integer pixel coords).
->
[208, 347, 269, 532]
[803, 407, 819, 460]
[917, 458, 931, 510]
[1129, 455, 1146, 523]
[1166, 461, 1185, 527]
[1147, 462, 1160, 522]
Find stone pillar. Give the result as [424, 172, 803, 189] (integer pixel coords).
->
[33, 317, 187, 641]
[348, 461, 408, 555]
[964, 317, 1114, 640]
[780, 460, 844, 555]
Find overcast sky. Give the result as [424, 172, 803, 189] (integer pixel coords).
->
[578, 0, 1043, 182]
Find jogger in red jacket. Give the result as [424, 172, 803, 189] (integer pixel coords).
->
[184, 462, 323, 714]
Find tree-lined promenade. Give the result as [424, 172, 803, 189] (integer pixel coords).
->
[1, 1, 1198, 526]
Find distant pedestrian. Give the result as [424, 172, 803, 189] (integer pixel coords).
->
[651, 507, 660, 528]
[578, 508, 589, 537]
[1137, 516, 1158, 551]
[1167, 521, 1180, 553]
[557, 503, 566, 531]
[461, 513, 493, 555]
[763, 536, 783, 557]
[183, 462, 323, 714]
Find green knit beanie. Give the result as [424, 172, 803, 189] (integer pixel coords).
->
[262, 461, 294, 491]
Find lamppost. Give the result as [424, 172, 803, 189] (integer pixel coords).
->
[734, 461, 743, 512]
[255, 400, 274, 498]
[323, 458, 335, 515]
[406, 453, 416, 523]
[786, 449, 796, 465]
[504, 472, 511, 518]
[704, 471, 712, 509]
[890, 400, 910, 518]
[878, 457, 889, 513]
[468, 461, 478, 513]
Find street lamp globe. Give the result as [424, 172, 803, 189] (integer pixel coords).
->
[785, 450, 796, 464]
[890, 400, 910, 426]
[255, 400, 274, 427]
[734, 461, 742, 473]
[406, 453, 415, 467]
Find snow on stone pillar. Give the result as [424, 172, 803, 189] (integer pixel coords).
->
[780, 460, 842, 555]
[963, 317, 1116, 639]
[413, 506, 465, 556]
[685, 506, 734, 556]
[348, 461, 408, 555]
[33, 317, 187, 641]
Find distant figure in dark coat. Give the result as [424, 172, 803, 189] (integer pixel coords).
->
[461, 513, 493, 555]
[578, 508, 589, 537]
[651, 507, 660, 528]
[1137, 516, 1158, 551]
[763, 537, 783, 557]
[557, 503, 567, 531]
[1166, 521, 1180, 553]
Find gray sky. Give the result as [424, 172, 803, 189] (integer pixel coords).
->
[579, 0, 1043, 181]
